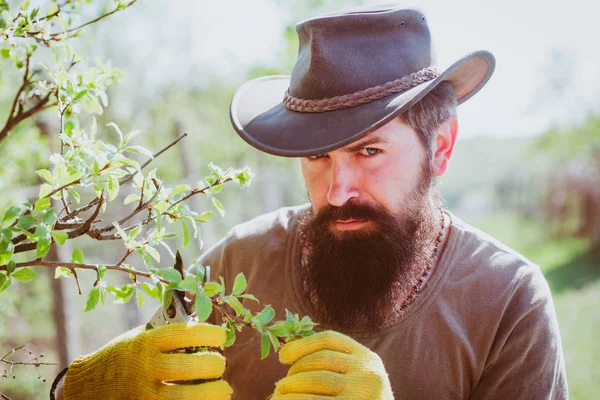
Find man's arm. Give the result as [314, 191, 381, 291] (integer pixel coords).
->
[471, 265, 568, 399]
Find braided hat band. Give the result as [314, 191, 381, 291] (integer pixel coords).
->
[283, 67, 441, 113]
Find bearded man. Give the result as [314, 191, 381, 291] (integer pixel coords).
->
[54, 5, 568, 400]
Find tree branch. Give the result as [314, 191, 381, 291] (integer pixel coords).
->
[0, 260, 167, 284]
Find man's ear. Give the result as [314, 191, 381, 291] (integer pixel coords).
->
[432, 117, 458, 177]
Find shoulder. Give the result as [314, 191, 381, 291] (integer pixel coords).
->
[198, 204, 309, 270]
[226, 204, 309, 244]
[449, 214, 546, 290]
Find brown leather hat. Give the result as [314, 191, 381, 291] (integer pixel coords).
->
[230, 5, 495, 157]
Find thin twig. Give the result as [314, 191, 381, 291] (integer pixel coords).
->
[91, 185, 161, 235]
[62, 198, 100, 221]
[59, 190, 72, 216]
[66, 192, 104, 239]
[115, 249, 133, 268]
[57, 0, 138, 36]
[120, 133, 187, 186]
[166, 177, 232, 213]
[71, 268, 82, 295]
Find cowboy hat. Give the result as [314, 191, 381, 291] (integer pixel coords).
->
[230, 5, 495, 157]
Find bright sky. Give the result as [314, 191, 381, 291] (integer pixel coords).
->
[102, 0, 600, 138]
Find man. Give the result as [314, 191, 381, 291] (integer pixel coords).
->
[54, 5, 568, 399]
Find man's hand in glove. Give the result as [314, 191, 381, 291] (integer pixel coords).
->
[63, 322, 232, 400]
[272, 330, 394, 400]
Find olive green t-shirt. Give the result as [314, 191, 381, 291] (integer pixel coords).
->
[200, 205, 568, 399]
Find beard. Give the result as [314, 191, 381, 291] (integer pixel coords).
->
[299, 158, 442, 331]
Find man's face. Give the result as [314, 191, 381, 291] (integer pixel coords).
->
[299, 118, 441, 330]
[301, 117, 431, 229]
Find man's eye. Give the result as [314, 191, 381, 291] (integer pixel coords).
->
[308, 153, 327, 160]
[360, 147, 381, 156]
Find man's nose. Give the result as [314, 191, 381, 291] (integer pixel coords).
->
[326, 162, 359, 207]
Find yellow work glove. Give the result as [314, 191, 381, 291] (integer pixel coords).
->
[272, 331, 393, 400]
[63, 322, 232, 400]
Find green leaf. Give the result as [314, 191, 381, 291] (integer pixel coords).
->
[225, 296, 244, 316]
[124, 145, 154, 159]
[145, 246, 160, 262]
[234, 168, 254, 187]
[0, 229, 10, 243]
[36, 169, 54, 184]
[83, 97, 103, 115]
[181, 220, 190, 248]
[232, 273, 247, 295]
[178, 276, 198, 292]
[124, 194, 140, 205]
[17, 214, 36, 229]
[194, 263, 206, 283]
[260, 333, 271, 360]
[223, 320, 236, 347]
[156, 268, 182, 284]
[194, 211, 212, 223]
[21, 0, 30, 11]
[123, 129, 140, 146]
[11, 267, 37, 283]
[85, 287, 100, 312]
[0, 241, 14, 265]
[39, 184, 53, 198]
[71, 248, 84, 264]
[54, 267, 72, 279]
[141, 282, 160, 300]
[129, 226, 141, 241]
[42, 208, 58, 225]
[7, 261, 16, 275]
[36, 237, 51, 259]
[136, 289, 145, 308]
[0, 273, 10, 294]
[64, 120, 75, 135]
[267, 330, 279, 352]
[107, 175, 119, 201]
[171, 184, 191, 197]
[243, 310, 254, 323]
[1, 48, 10, 58]
[34, 224, 49, 239]
[98, 265, 107, 279]
[46, 3, 58, 18]
[211, 197, 225, 217]
[109, 284, 134, 304]
[239, 294, 259, 302]
[2, 206, 22, 225]
[67, 188, 80, 204]
[257, 305, 275, 325]
[204, 282, 223, 297]
[51, 231, 68, 245]
[107, 121, 124, 146]
[195, 293, 212, 323]
[74, 89, 88, 100]
[267, 321, 292, 337]
[210, 183, 223, 194]
[34, 198, 51, 214]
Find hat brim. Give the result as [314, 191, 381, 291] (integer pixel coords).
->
[230, 50, 495, 157]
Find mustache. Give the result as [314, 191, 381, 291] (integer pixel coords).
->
[311, 201, 389, 224]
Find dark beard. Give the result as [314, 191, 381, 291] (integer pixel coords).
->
[299, 160, 441, 331]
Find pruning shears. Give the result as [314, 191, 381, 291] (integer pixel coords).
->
[146, 251, 196, 330]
